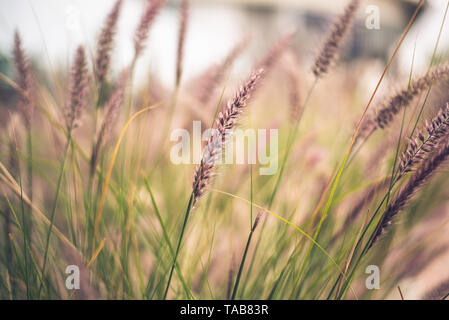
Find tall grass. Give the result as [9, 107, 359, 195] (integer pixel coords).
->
[1, 0, 449, 300]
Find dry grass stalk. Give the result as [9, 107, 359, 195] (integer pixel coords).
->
[95, 0, 123, 84]
[66, 46, 89, 130]
[192, 69, 264, 206]
[312, 0, 360, 78]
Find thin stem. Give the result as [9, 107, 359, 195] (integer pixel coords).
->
[231, 229, 254, 300]
[143, 177, 192, 298]
[86, 85, 107, 255]
[38, 129, 72, 298]
[26, 128, 33, 236]
[17, 150, 30, 298]
[162, 193, 194, 299]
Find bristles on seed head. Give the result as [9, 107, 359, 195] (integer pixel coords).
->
[312, 0, 360, 78]
[370, 141, 449, 248]
[192, 69, 264, 206]
[95, 0, 123, 84]
[13, 30, 34, 128]
[66, 46, 89, 130]
[134, 0, 165, 58]
[377, 64, 449, 130]
[357, 63, 449, 143]
[397, 103, 449, 180]
[215, 69, 264, 138]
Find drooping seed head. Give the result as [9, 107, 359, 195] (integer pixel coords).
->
[370, 141, 449, 248]
[397, 103, 449, 181]
[359, 63, 449, 141]
[377, 64, 449, 130]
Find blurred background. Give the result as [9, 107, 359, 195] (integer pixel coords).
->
[0, 0, 448, 88]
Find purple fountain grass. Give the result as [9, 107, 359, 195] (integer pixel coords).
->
[312, 0, 360, 78]
[370, 141, 449, 248]
[192, 68, 264, 206]
[95, 0, 123, 85]
[13, 30, 34, 128]
[359, 63, 449, 140]
[39, 45, 89, 297]
[66, 46, 89, 130]
[397, 103, 449, 181]
[164, 69, 263, 300]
